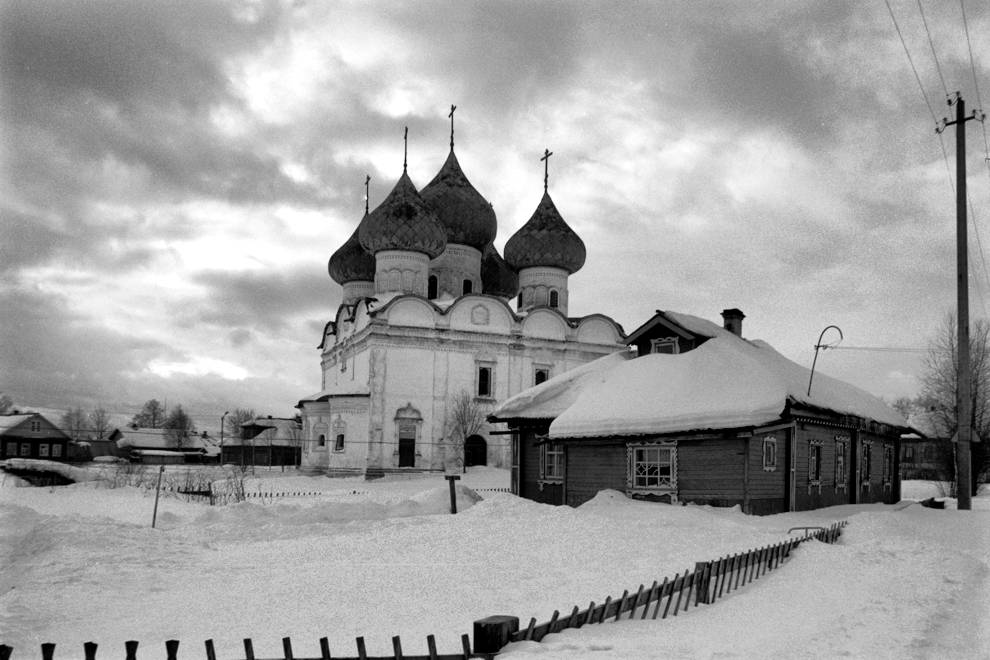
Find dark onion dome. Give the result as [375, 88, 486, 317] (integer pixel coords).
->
[504, 191, 586, 274]
[481, 242, 519, 298]
[328, 222, 375, 284]
[358, 170, 446, 259]
[419, 150, 497, 250]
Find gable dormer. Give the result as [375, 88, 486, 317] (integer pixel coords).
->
[624, 310, 708, 357]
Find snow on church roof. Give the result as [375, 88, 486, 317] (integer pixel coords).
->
[493, 312, 907, 439]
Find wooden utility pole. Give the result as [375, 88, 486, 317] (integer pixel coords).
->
[940, 93, 982, 510]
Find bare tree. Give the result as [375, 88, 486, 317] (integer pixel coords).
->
[60, 407, 88, 441]
[224, 408, 255, 440]
[89, 407, 111, 440]
[919, 313, 990, 495]
[446, 390, 486, 473]
[131, 399, 166, 428]
[164, 405, 195, 449]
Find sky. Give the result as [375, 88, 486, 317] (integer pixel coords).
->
[2, 0, 990, 430]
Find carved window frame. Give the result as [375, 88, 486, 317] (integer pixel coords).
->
[626, 440, 677, 496]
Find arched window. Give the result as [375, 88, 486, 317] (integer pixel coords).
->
[318, 434, 326, 447]
[335, 434, 345, 451]
[549, 290, 559, 308]
[428, 275, 438, 299]
[463, 279, 473, 294]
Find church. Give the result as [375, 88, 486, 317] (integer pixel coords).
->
[297, 114, 626, 476]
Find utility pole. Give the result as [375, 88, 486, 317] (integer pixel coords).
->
[939, 93, 984, 510]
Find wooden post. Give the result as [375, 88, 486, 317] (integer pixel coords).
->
[630, 584, 645, 619]
[614, 590, 629, 622]
[319, 637, 331, 660]
[282, 637, 294, 660]
[165, 640, 178, 660]
[391, 635, 402, 660]
[651, 577, 669, 619]
[694, 561, 712, 604]
[0, 645, 11, 660]
[524, 617, 537, 640]
[243, 638, 256, 660]
[205, 639, 217, 660]
[473, 615, 519, 655]
[42, 643, 55, 660]
[426, 634, 438, 660]
[546, 610, 560, 634]
[460, 635, 472, 658]
[445, 475, 460, 514]
[84, 642, 97, 660]
[125, 640, 139, 660]
[152, 465, 165, 529]
[355, 637, 367, 660]
[583, 601, 596, 626]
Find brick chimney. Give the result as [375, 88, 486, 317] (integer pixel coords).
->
[721, 308, 745, 337]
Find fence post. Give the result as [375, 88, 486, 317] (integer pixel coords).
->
[125, 640, 139, 660]
[0, 645, 11, 660]
[319, 637, 331, 660]
[694, 561, 712, 604]
[243, 638, 256, 660]
[165, 639, 178, 660]
[445, 475, 460, 514]
[282, 637, 294, 660]
[41, 643, 55, 660]
[84, 642, 97, 660]
[205, 639, 217, 660]
[473, 615, 519, 656]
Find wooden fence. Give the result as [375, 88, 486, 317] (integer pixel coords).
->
[1, 522, 846, 660]
[504, 521, 847, 649]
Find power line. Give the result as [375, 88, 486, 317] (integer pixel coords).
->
[825, 345, 927, 354]
[917, 0, 949, 98]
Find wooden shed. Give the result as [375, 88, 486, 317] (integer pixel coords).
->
[491, 310, 908, 514]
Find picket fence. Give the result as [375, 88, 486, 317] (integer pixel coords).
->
[0, 521, 847, 660]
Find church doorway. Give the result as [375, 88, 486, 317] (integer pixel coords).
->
[398, 423, 416, 467]
[464, 435, 487, 467]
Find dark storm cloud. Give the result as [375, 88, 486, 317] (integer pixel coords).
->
[0, 285, 171, 408]
[185, 267, 333, 331]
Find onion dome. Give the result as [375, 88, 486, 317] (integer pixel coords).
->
[420, 150, 497, 250]
[481, 242, 519, 298]
[504, 191, 586, 274]
[358, 170, 446, 259]
[328, 222, 375, 284]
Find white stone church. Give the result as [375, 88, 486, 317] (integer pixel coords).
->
[297, 121, 625, 476]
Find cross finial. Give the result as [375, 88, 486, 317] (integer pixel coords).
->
[540, 148, 553, 192]
[364, 174, 371, 215]
[448, 104, 457, 150]
[403, 126, 408, 172]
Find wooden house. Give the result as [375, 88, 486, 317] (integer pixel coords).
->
[221, 416, 302, 467]
[116, 428, 220, 464]
[0, 412, 71, 461]
[490, 309, 910, 514]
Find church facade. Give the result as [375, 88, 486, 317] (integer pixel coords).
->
[297, 122, 625, 476]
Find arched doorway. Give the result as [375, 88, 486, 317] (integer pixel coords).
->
[464, 435, 487, 467]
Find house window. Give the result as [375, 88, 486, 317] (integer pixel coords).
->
[534, 367, 550, 386]
[335, 434, 345, 451]
[30, 420, 41, 432]
[463, 279, 473, 295]
[39, 443, 49, 457]
[20, 443, 31, 457]
[548, 290, 559, 308]
[762, 436, 777, 472]
[52, 444, 61, 457]
[3, 442, 14, 457]
[540, 441, 563, 481]
[809, 442, 822, 484]
[627, 441, 677, 492]
[835, 437, 848, 488]
[428, 275, 438, 299]
[861, 440, 872, 486]
[317, 434, 326, 447]
[477, 364, 494, 398]
[650, 337, 679, 354]
[904, 446, 914, 461]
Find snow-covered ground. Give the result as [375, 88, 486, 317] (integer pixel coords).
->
[1, 468, 988, 659]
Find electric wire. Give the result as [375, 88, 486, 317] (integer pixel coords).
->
[917, 0, 949, 98]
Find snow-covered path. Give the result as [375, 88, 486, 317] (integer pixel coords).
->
[1, 470, 988, 659]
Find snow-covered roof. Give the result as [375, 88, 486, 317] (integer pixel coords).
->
[491, 351, 632, 421]
[494, 312, 907, 439]
[0, 414, 34, 433]
[298, 382, 371, 405]
[116, 428, 216, 452]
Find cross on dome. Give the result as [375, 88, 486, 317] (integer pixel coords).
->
[541, 148, 553, 192]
